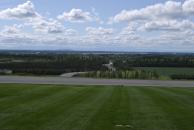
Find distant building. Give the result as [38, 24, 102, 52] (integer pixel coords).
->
[103, 60, 116, 71]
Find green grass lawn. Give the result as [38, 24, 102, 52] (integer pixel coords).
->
[136, 67, 194, 76]
[0, 84, 194, 130]
[136, 67, 194, 80]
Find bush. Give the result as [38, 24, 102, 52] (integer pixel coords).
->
[77, 70, 159, 80]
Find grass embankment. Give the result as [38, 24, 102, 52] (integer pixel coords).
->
[0, 84, 194, 130]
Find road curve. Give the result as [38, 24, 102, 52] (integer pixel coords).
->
[0, 76, 194, 87]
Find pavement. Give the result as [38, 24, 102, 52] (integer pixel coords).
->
[0, 76, 194, 87]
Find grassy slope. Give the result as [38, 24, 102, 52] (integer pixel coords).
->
[0, 84, 194, 130]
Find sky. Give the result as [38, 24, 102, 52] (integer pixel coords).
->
[0, 0, 194, 52]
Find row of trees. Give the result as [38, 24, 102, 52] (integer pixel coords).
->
[77, 70, 159, 80]
[0, 54, 107, 75]
[114, 55, 194, 68]
[1, 53, 194, 75]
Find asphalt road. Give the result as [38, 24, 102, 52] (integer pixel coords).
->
[0, 76, 194, 87]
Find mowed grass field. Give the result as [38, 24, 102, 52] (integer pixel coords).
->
[0, 84, 194, 130]
[136, 67, 194, 76]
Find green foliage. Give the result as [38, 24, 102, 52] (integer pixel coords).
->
[0, 54, 107, 75]
[1, 53, 194, 76]
[137, 67, 194, 80]
[137, 67, 194, 76]
[77, 70, 159, 80]
[171, 74, 194, 80]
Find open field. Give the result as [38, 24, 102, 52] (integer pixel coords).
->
[0, 84, 194, 130]
[136, 67, 194, 76]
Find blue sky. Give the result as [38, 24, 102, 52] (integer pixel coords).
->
[0, 0, 194, 52]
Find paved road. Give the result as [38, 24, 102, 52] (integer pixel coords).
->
[0, 76, 194, 87]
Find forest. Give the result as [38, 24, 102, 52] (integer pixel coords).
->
[0, 51, 194, 79]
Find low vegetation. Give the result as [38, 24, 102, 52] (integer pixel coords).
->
[76, 70, 159, 80]
[137, 67, 194, 80]
[0, 84, 194, 130]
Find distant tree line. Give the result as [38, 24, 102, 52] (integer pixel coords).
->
[113, 55, 194, 69]
[0, 54, 107, 75]
[1, 53, 194, 75]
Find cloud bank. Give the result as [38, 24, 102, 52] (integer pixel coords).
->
[0, 0, 194, 52]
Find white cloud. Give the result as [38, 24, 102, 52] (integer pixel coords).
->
[58, 8, 94, 22]
[86, 27, 114, 35]
[1, 25, 22, 34]
[140, 20, 194, 31]
[1, 0, 194, 51]
[110, 0, 194, 34]
[28, 19, 65, 34]
[111, 0, 194, 23]
[64, 29, 78, 35]
[78, 27, 115, 45]
[113, 9, 146, 22]
[144, 31, 194, 48]
[120, 23, 138, 34]
[0, 1, 63, 35]
[0, 1, 40, 20]
[183, 0, 194, 14]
